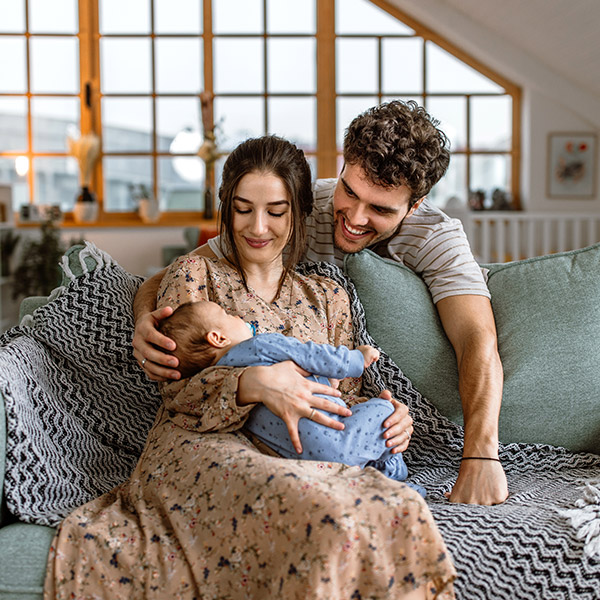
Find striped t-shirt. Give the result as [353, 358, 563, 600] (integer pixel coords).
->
[208, 178, 490, 304]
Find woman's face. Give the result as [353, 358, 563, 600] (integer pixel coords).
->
[231, 171, 292, 268]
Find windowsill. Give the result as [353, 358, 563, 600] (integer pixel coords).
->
[14, 214, 218, 229]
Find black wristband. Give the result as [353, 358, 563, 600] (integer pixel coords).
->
[460, 456, 501, 463]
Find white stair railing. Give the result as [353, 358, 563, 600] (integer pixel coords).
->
[455, 212, 600, 263]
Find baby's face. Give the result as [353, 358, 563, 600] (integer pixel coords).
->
[199, 301, 253, 346]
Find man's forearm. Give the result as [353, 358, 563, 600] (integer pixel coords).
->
[457, 335, 504, 456]
[133, 269, 165, 322]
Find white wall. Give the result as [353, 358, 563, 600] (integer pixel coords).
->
[59, 227, 195, 277]
[390, 0, 600, 214]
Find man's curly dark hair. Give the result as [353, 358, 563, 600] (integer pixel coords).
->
[343, 100, 450, 206]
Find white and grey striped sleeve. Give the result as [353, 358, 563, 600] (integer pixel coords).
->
[387, 213, 490, 304]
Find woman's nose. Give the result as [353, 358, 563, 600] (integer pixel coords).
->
[249, 211, 268, 235]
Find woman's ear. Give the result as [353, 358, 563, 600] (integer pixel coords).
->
[206, 330, 230, 348]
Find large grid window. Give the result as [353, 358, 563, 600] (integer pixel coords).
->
[0, 0, 520, 226]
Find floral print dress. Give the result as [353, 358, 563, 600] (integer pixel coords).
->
[44, 255, 456, 600]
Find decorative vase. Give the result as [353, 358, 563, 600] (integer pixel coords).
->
[73, 187, 99, 224]
[138, 196, 161, 224]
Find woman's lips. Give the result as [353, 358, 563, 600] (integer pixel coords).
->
[245, 237, 270, 248]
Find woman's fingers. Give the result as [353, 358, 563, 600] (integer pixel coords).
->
[284, 418, 303, 454]
[382, 396, 413, 452]
[132, 307, 182, 381]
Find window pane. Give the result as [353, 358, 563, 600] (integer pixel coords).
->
[0, 37, 27, 92]
[214, 97, 264, 151]
[100, 38, 152, 93]
[214, 0, 263, 34]
[336, 0, 413, 34]
[155, 38, 202, 93]
[156, 98, 201, 152]
[471, 154, 511, 200]
[0, 0, 25, 32]
[427, 154, 467, 209]
[30, 37, 79, 94]
[102, 98, 153, 152]
[336, 96, 378, 149]
[0, 97, 28, 152]
[382, 38, 423, 94]
[33, 157, 78, 210]
[470, 96, 511, 151]
[0, 158, 29, 207]
[426, 96, 467, 152]
[103, 157, 153, 212]
[336, 38, 378, 94]
[155, 0, 202, 34]
[158, 157, 204, 212]
[427, 43, 503, 94]
[268, 97, 316, 150]
[32, 97, 80, 152]
[267, 0, 315, 34]
[100, 0, 150, 34]
[214, 38, 264, 94]
[30, 0, 77, 34]
[267, 38, 315, 93]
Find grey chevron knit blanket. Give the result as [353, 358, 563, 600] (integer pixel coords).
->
[297, 261, 600, 600]
[0, 243, 162, 526]
[1, 245, 599, 599]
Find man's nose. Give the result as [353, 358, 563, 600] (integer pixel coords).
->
[346, 202, 368, 226]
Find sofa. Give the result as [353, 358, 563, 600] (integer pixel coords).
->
[1, 242, 599, 599]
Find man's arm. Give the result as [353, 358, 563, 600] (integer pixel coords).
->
[435, 294, 508, 505]
[131, 244, 217, 381]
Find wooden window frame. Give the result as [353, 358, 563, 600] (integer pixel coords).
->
[1, 0, 521, 228]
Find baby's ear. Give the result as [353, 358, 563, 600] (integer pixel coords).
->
[206, 330, 229, 348]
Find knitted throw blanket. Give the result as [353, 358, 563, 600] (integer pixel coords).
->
[297, 261, 600, 600]
[0, 246, 598, 599]
[0, 243, 162, 526]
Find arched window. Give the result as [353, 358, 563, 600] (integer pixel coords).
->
[0, 0, 520, 225]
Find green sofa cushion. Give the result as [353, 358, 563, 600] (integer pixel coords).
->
[0, 522, 55, 599]
[345, 245, 600, 454]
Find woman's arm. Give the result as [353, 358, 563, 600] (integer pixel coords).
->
[132, 244, 217, 381]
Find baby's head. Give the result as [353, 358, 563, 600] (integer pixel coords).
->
[158, 300, 253, 379]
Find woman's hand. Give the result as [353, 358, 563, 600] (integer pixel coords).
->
[237, 361, 352, 454]
[380, 390, 413, 454]
[132, 307, 182, 381]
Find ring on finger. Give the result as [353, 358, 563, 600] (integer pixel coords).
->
[309, 408, 316, 421]
[141, 358, 147, 368]
[405, 428, 411, 440]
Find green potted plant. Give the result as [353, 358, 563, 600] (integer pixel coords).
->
[12, 220, 84, 299]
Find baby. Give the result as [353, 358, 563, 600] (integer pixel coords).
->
[159, 300, 421, 491]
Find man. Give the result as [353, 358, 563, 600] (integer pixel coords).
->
[132, 100, 508, 506]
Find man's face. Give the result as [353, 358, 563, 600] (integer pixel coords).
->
[332, 163, 423, 254]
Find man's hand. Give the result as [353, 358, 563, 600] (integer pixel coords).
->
[380, 390, 413, 453]
[132, 306, 181, 381]
[237, 361, 352, 454]
[447, 459, 508, 505]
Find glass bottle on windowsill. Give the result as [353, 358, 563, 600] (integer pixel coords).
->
[73, 186, 99, 224]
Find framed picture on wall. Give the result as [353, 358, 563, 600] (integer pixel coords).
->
[547, 132, 597, 198]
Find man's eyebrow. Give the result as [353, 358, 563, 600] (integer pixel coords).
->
[340, 178, 399, 214]
[233, 196, 290, 206]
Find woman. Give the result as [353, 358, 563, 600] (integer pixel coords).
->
[44, 136, 455, 599]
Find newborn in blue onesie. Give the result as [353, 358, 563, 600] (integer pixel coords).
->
[158, 300, 421, 494]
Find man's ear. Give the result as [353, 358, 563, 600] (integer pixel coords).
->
[406, 197, 425, 218]
[206, 330, 230, 348]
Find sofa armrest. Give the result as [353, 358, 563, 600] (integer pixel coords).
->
[18, 297, 50, 323]
[1, 388, 7, 526]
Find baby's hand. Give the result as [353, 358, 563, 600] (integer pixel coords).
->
[357, 345, 380, 368]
